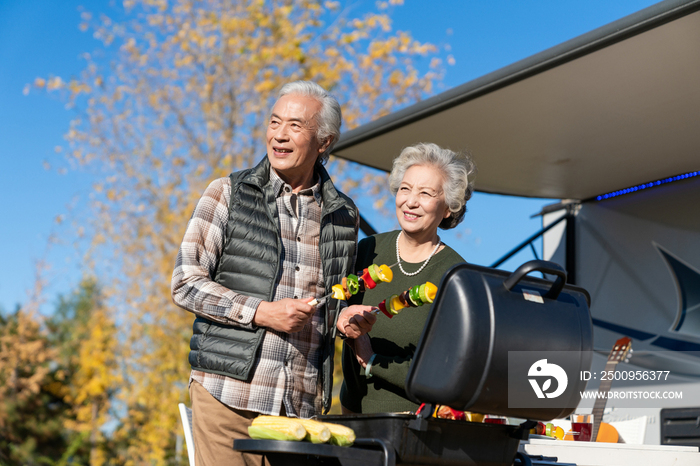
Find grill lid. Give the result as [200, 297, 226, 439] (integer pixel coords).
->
[406, 260, 593, 421]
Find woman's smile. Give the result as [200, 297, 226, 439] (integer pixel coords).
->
[395, 164, 450, 239]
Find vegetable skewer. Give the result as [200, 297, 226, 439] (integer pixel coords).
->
[372, 281, 438, 318]
[308, 262, 397, 306]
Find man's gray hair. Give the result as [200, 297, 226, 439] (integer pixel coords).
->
[277, 81, 342, 164]
[389, 142, 477, 230]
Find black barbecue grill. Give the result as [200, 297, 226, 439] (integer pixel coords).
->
[234, 260, 593, 465]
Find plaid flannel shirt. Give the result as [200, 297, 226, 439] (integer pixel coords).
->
[172, 169, 329, 418]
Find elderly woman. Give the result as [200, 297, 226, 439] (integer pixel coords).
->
[340, 142, 476, 414]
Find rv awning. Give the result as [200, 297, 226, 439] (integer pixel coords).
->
[332, 0, 700, 200]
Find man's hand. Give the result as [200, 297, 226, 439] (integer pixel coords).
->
[253, 298, 316, 333]
[337, 305, 377, 339]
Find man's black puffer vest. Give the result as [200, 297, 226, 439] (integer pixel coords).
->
[188, 156, 357, 413]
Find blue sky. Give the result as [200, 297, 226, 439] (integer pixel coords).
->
[0, 0, 659, 312]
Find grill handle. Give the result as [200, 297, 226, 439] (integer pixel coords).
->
[503, 260, 567, 300]
[354, 438, 395, 466]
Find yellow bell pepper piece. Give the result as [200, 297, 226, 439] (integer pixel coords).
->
[332, 284, 346, 300]
[377, 264, 393, 283]
[424, 282, 438, 303]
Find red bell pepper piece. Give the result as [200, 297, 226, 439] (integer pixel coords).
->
[361, 268, 377, 289]
[377, 300, 392, 318]
[449, 407, 466, 421]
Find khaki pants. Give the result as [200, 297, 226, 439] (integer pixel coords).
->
[189, 380, 268, 466]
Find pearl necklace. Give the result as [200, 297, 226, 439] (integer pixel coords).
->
[396, 231, 441, 277]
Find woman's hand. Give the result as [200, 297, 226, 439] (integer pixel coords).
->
[337, 305, 377, 339]
[346, 334, 375, 368]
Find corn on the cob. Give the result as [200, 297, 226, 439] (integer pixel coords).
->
[298, 419, 331, 443]
[322, 422, 356, 446]
[248, 416, 306, 441]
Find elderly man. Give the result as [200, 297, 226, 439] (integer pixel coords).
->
[171, 81, 376, 465]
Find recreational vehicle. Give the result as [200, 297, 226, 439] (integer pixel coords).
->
[331, 0, 700, 462]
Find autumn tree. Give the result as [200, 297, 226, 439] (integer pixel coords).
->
[0, 279, 120, 465]
[0, 307, 67, 465]
[48, 278, 120, 466]
[35, 0, 446, 462]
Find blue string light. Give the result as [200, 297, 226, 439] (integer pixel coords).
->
[595, 171, 700, 201]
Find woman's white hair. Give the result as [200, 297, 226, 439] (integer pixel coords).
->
[389, 142, 477, 229]
[277, 81, 342, 164]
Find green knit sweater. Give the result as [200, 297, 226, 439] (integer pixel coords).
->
[339, 230, 465, 413]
